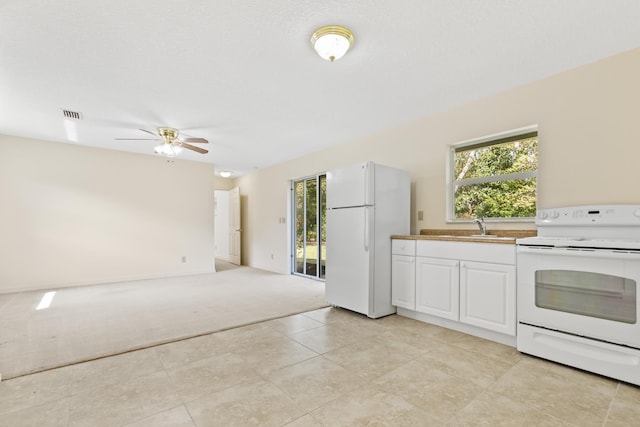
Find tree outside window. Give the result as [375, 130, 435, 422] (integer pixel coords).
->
[452, 130, 538, 220]
[293, 174, 326, 278]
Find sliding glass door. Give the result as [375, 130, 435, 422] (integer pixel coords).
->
[292, 174, 326, 279]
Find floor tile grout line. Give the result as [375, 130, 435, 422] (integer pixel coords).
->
[602, 382, 621, 426]
[488, 356, 619, 426]
[119, 403, 192, 427]
[444, 357, 525, 425]
[183, 402, 198, 427]
[288, 381, 372, 426]
[154, 345, 191, 411]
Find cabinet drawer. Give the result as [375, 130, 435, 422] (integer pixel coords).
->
[392, 239, 416, 256]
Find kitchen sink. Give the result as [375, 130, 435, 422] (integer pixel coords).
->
[429, 234, 516, 241]
[471, 235, 515, 240]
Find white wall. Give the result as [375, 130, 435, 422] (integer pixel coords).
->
[0, 135, 217, 293]
[214, 190, 230, 261]
[236, 47, 640, 274]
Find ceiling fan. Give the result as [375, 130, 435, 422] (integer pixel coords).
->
[115, 127, 209, 157]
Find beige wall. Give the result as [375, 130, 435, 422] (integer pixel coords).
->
[237, 47, 640, 274]
[0, 135, 216, 293]
[214, 176, 237, 191]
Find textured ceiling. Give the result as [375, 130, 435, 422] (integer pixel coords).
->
[1, 1, 639, 177]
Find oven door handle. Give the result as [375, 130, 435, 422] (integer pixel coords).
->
[517, 246, 640, 260]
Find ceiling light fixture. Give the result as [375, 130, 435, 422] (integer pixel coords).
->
[219, 170, 232, 178]
[154, 142, 182, 158]
[152, 127, 185, 158]
[310, 25, 354, 62]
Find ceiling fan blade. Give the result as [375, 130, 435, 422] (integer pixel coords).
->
[138, 128, 157, 136]
[182, 137, 208, 144]
[181, 143, 208, 154]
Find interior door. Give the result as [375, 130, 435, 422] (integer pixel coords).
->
[228, 186, 241, 265]
[214, 190, 230, 261]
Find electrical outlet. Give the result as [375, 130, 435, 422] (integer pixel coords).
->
[418, 210, 424, 221]
[181, 256, 186, 263]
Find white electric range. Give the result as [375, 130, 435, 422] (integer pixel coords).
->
[516, 205, 640, 386]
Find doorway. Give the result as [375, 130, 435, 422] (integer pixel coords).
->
[292, 174, 326, 279]
[214, 187, 241, 266]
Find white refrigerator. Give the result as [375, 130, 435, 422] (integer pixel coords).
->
[325, 161, 410, 318]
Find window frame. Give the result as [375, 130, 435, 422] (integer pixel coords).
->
[446, 125, 538, 223]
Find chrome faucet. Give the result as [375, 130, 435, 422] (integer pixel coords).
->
[473, 216, 487, 235]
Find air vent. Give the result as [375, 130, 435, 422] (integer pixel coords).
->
[62, 109, 83, 120]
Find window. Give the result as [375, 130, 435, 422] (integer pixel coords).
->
[449, 127, 538, 221]
[292, 174, 326, 279]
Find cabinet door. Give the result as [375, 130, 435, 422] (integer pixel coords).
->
[460, 261, 516, 335]
[415, 257, 459, 320]
[392, 254, 415, 309]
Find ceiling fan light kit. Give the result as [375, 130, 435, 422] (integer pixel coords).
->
[310, 25, 354, 62]
[154, 142, 182, 157]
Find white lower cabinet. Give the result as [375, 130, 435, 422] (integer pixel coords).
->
[391, 255, 415, 309]
[391, 240, 416, 310]
[459, 261, 516, 335]
[415, 257, 459, 320]
[391, 239, 517, 338]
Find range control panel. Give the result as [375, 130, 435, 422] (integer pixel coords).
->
[536, 205, 640, 226]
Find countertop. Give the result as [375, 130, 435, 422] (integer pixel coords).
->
[391, 229, 537, 245]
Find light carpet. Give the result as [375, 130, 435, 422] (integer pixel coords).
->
[0, 264, 327, 379]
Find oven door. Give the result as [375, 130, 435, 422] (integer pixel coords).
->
[517, 246, 640, 348]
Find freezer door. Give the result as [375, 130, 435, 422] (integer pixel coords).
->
[326, 161, 374, 209]
[325, 206, 373, 315]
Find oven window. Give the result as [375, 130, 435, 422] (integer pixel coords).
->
[535, 270, 636, 324]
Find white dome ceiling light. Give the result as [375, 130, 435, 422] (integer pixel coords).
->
[310, 25, 354, 62]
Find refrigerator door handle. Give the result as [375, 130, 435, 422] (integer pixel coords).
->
[364, 207, 369, 252]
[363, 162, 369, 205]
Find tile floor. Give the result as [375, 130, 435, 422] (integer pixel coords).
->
[1, 307, 639, 426]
